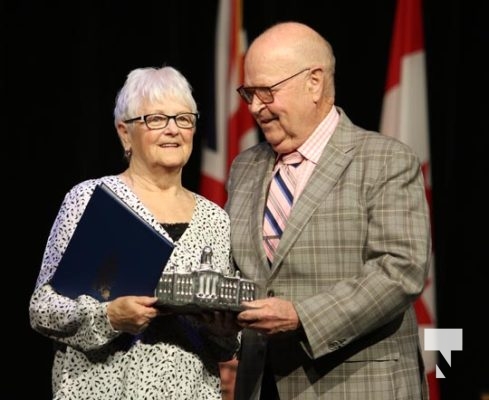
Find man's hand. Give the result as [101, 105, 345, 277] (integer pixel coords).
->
[236, 297, 300, 335]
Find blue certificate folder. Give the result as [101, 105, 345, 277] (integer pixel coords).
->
[50, 183, 174, 302]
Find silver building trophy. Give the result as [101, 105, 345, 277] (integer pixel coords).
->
[156, 246, 256, 312]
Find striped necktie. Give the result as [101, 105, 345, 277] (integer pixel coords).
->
[263, 151, 303, 262]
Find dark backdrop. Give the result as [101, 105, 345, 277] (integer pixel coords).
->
[6, 1, 488, 399]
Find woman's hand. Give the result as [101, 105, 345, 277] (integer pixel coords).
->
[107, 296, 160, 335]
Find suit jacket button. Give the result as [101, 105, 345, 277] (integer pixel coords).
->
[266, 289, 275, 297]
[328, 340, 340, 351]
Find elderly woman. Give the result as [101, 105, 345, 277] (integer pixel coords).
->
[29, 65, 239, 400]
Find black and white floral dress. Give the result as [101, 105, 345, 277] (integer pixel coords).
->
[29, 175, 238, 400]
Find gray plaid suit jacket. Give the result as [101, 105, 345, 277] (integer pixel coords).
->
[226, 108, 431, 400]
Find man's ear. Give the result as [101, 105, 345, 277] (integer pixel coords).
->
[308, 67, 324, 101]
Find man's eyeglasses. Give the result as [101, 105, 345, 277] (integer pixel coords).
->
[236, 68, 310, 105]
[123, 112, 199, 130]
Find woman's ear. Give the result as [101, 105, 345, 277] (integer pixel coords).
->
[116, 121, 131, 150]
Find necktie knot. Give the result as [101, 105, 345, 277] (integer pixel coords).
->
[281, 151, 303, 167]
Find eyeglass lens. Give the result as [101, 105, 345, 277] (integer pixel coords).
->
[237, 68, 310, 105]
[145, 113, 197, 129]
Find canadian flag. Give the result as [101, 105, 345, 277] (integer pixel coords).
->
[380, 0, 439, 398]
[199, 1, 258, 399]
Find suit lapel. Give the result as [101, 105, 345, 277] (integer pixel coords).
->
[249, 151, 276, 274]
[271, 116, 357, 270]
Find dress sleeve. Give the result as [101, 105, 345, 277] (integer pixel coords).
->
[29, 182, 121, 352]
